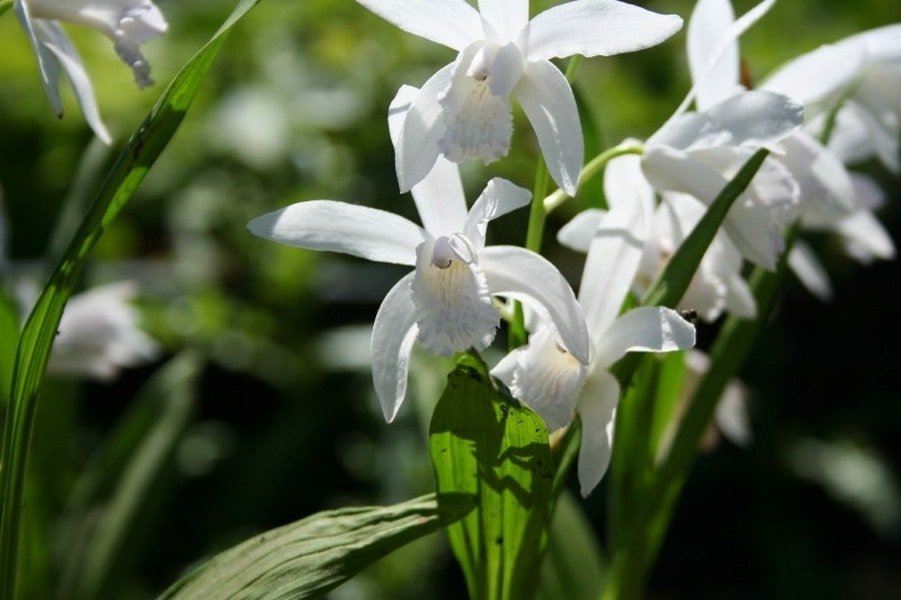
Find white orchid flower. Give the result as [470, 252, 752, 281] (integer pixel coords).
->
[762, 23, 901, 174]
[249, 87, 588, 423]
[44, 281, 161, 381]
[358, 0, 683, 196]
[14, 0, 168, 143]
[688, 0, 895, 296]
[493, 165, 695, 496]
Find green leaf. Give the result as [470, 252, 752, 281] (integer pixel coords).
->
[429, 364, 554, 600]
[0, 1, 261, 596]
[56, 352, 202, 600]
[537, 490, 604, 600]
[0, 287, 19, 410]
[158, 494, 475, 600]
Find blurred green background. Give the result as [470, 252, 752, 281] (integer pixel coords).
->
[1, 1, 899, 598]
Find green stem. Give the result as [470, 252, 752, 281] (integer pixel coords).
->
[602, 226, 800, 599]
[543, 143, 644, 214]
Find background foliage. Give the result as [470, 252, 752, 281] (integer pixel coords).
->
[1, 0, 899, 597]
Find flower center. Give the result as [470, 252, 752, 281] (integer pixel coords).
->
[437, 41, 524, 164]
[410, 235, 499, 358]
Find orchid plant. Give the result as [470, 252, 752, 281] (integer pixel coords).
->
[0, 0, 898, 599]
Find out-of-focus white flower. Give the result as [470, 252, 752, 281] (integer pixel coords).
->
[688, 0, 896, 299]
[560, 155, 757, 322]
[358, 0, 682, 195]
[14, 0, 168, 143]
[248, 86, 588, 423]
[762, 23, 901, 174]
[494, 173, 695, 496]
[47, 281, 161, 381]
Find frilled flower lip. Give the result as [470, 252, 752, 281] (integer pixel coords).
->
[358, 0, 683, 195]
[15, 0, 167, 142]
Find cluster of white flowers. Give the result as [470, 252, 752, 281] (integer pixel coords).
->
[6, 0, 897, 497]
[247, 0, 899, 496]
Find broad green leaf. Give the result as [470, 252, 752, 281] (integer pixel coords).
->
[537, 490, 604, 600]
[430, 362, 554, 600]
[56, 353, 202, 600]
[158, 493, 475, 600]
[0, 1, 261, 596]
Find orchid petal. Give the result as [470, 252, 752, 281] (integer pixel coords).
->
[788, 242, 833, 302]
[371, 273, 420, 422]
[247, 200, 425, 266]
[688, 0, 740, 110]
[481, 246, 589, 363]
[838, 210, 896, 263]
[594, 307, 695, 368]
[410, 159, 469, 237]
[576, 368, 620, 497]
[25, 0, 168, 88]
[652, 91, 803, 151]
[577, 194, 648, 348]
[354, 0, 481, 50]
[491, 328, 586, 432]
[27, 19, 113, 143]
[462, 177, 531, 248]
[666, 0, 777, 124]
[527, 0, 682, 61]
[478, 0, 528, 42]
[780, 131, 857, 224]
[762, 39, 866, 105]
[557, 209, 607, 253]
[389, 85, 467, 233]
[395, 65, 454, 192]
[514, 59, 582, 196]
[642, 146, 784, 270]
[722, 273, 758, 319]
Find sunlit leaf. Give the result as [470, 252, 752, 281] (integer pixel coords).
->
[0, 1, 262, 595]
[430, 360, 553, 600]
[158, 493, 475, 600]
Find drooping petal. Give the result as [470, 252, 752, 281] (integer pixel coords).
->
[410, 236, 499, 357]
[463, 177, 531, 248]
[594, 307, 695, 368]
[576, 368, 621, 497]
[26, 0, 168, 88]
[557, 208, 607, 253]
[491, 327, 587, 432]
[527, 0, 682, 61]
[371, 273, 420, 422]
[481, 245, 589, 363]
[688, 0, 741, 110]
[577, 193, 649, 349]
[354, 0, 481, 50]
[837, 210, 896, 263]
[722, 272, 758, 319]
[514, 59, 582, 196]
[478, 0, 529, 42]
[788, 242, 834, 302]
[21, 17, 113, 143]
[395, 64, 455, 193]
[247, 200, 426, 266]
